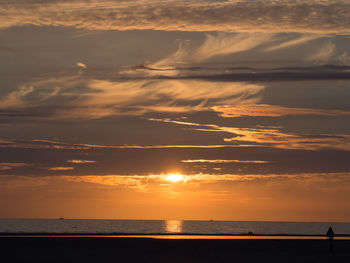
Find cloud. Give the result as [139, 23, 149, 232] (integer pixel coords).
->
[76, 62, 87, 69]
[143, 33, 327, 71]
[48, 166, 74, 171]
[181, 159, 270, 164]
[150, 117, 350, 151]
[67, 159, 96, 164]
[150, 33, 274, 70]
[193, 33, 273, 62]
[308, 41, 336, 63]
[151, 40, 192, 71]
[0, 76, 264, 119]
[1, 33, 350, 122]
[2, 135, 350, 178]
[122, 63, 350, 82]
[183, 172, 350, 184]
[222, 128, 350, 151]
[0, 74, 84, 111]
[338, 52, 350, 65]
[0, 85, 35, 109]
[212, 104, 350, 118]
[75, 79, 263, 118]
[0, 137, 242, 150]
[0, 163, 29, 171]
[264, 34, 322, 52]
[62, 174, 165, 191]
[0, 0, 349, 33]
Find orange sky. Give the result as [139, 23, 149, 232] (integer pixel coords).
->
[1, 172, 349, 221]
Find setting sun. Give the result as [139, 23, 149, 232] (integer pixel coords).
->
[166, 174, 183, 182]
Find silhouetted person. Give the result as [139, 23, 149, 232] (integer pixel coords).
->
[326, 226, 335, 253]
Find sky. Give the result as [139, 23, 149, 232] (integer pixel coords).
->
[1, 0, 350, 222]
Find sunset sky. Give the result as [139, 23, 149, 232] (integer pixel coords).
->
[1, 0, 350, 222]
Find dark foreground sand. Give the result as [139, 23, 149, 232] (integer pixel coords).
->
[1, 237, 350, 263]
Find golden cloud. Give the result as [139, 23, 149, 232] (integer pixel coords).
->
[212, 104, 350, 118]
[67, 160, 96, 164]
[0, 76, 264, 119]
[150, 117, 350, 151]
[181, 159, 270, 164]
[48, 166, 74, 171]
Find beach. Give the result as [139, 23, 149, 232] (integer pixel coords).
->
[1, 237, 350, 263]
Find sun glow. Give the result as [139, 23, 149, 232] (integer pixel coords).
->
[166, 173, 183, 182]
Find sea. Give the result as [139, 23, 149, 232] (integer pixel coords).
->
[0, 219, 350, 236]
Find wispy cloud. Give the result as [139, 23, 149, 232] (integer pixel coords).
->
[1, 0, 349, 33]
[222, 128, 350, 151]
[181, 159, 270, 164]
[0, 137, 242, 150]
[145, 33, 326, 71]
[149, 33, 274, 71]
[2, 64, 350, 122]
[48, 166, 74, 171]
[264, 34, 322, 52]
[308, 41, 336, 64]
[67, 160, 96, 164]
[150, 117, 350, 151]
[212, 104, 350, 118]
[0, 77, 263, 119]
[338, 51, 350, 65]
[5, 115, 349, 152]
[0, 163, 29, 171]
[193, 33, 273, 62]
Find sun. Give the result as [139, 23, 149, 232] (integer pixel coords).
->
[166, 173, 183, 182]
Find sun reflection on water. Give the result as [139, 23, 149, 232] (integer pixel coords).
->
[165, 220, 183, 233]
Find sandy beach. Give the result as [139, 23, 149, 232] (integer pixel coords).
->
[1, 237, 350, 263]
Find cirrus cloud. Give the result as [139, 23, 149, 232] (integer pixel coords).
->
[0, 76, 264, 119]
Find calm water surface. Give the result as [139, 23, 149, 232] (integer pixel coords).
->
[0, 219, 349, 236]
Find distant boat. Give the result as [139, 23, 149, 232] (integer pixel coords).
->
[210, 219, 214, 222]
[59, 217, 64, 220]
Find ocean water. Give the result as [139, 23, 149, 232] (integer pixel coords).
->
[0, 219, 350, 236]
